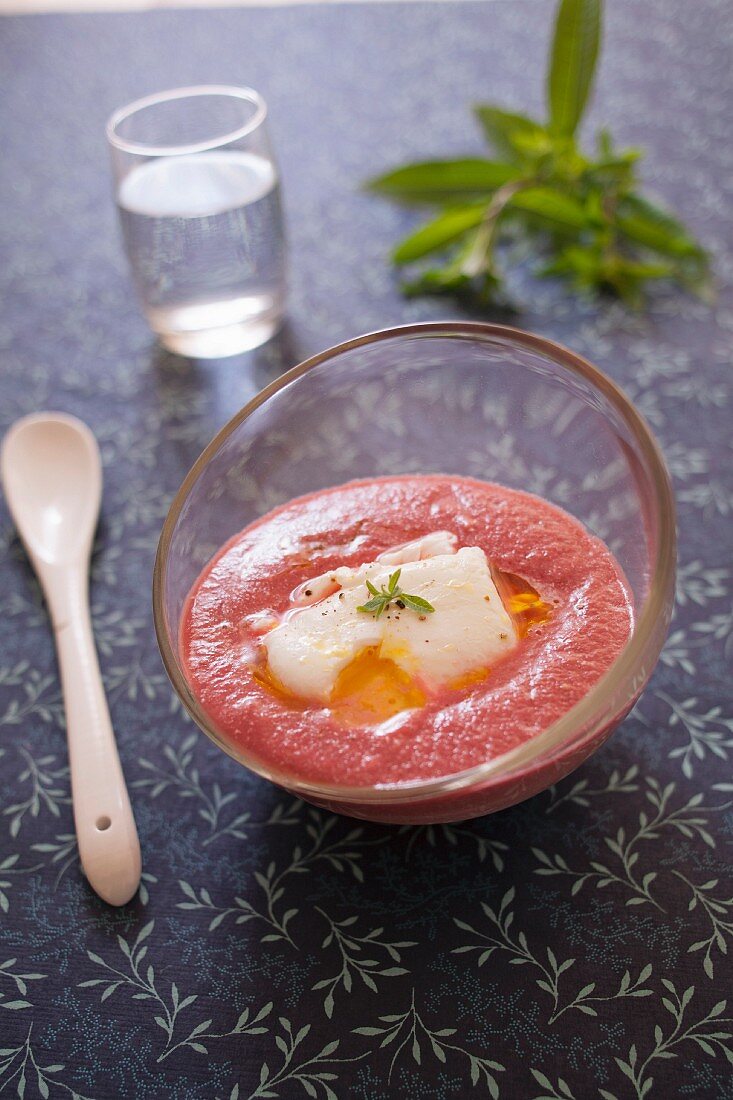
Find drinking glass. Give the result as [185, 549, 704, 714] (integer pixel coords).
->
[107, 85, 286, 359]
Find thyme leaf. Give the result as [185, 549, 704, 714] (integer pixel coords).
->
[356, 570, 436, 620]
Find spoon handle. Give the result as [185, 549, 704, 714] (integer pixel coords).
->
[45, 564, 142, 907]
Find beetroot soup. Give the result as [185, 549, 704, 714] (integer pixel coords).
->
[181, 476, 634, 789]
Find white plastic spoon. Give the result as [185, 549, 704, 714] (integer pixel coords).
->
[1, 412, 141, 906]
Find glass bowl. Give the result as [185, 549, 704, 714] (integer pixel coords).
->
[153, 323, 675, 824]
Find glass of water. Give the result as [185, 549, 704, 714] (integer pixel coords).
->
[107, 85, 286, 358]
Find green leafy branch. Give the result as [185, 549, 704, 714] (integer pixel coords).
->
[31, 834, 78, 890]
[606, 983, 733, 1100]
[90, 537, 123, 588]
[675, 560, 729, 609]
[674, 872, 733, 980]
[134, 737, 303, 845]
[157, 1001, 272, 1065]
[530, 1070, 577, 1100]
[103, 659, 168, 705]
[134, 733, 249, 845]
[354, 989, 505, 1095]
[453, 886, 575, 1024]
[546, 764, 639, 814]
[136, 871, 158, 906]
[177, 880, 298, 946]
[89, 605, 144, 658]
[0, 662, 31, 688]
[79, 921, 271, 1064]
[0, 853, 43, 915]
[246, 1019, 366, 1100]
[178, 811, 387, 947]
[0, 588, 46, 627]
[691, 603, 733, 659]
[312, 909, 414, 1018]
[657, 693, 733, 780]
[534, 777, 731, 909]
[0, 959, 45, 1012]
[452, 886, 650, 1024]
[80, 921, 196, 1059]
[367, 0, 709, 305]
[400, 822, 508, 871]
[3, 748, 71, 839]
[548, 963, 653, 1024]
[0, 1023, 94, 1100]
[0, 670, 64, 729]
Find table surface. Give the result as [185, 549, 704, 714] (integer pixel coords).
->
[1, 1, 732, 1097]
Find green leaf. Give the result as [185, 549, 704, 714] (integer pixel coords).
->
[510, 186, 588, 229]
[542, 243, 602, 284]
[357, 596, 385, 615]
[584, 147, 641, 187]
[367, 159, 518, 204]
[616, 194, 708, 261]
[190, 1020, 212, 1038]
[399, 594, 436, 614]
[474, 105, 548, 162]
[388, 570, 401, 593]
[431, 1038, 447, 1063]
[402, 266, 472, 299]
[547, 0, 602, 137]
[612, 258, 675, 279]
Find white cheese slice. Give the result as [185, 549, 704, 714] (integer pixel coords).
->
[262, 544, 516, 703]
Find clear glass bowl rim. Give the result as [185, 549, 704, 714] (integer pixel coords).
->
[106, 84, 268, 159]
[152, 321, 676, 805]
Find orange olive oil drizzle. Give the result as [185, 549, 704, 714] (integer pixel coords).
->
[251, 661, 309, 710]
[250, 563, 553, 722]
[491, 565, 554, 639]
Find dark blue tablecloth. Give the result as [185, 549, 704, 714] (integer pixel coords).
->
[1, 1, 732, 1096]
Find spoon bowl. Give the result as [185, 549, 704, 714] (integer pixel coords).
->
[1, 413, 101, 566]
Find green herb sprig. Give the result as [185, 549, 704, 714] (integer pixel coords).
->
[357, 569, 436, 620]
[367, 0, 709, 306]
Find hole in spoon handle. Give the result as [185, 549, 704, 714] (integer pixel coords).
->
[96, 815, 112, 831]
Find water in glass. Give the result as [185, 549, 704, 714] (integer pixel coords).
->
[117, 149, 285, 357]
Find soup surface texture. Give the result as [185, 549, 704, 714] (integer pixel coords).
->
[182, 476, 633, 787]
